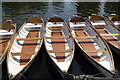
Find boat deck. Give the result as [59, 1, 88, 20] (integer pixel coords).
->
[51, 30, 65, 62]
[74, 29, 100, 62]
[20, 30, 39, 65]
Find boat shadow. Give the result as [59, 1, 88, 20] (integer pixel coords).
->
[66, 41, 114, 79]
[12, 40, 116, 80]
[14, 42, 65, 80]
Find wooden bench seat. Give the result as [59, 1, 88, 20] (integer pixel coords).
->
[74, 36, 96, 39]
[16, 38, 42, 41]
[101, 34, 120, 36]
[84, 49, 105, 53]
[48, 50, 72, 53]
[78, 41, 95, 44]
[11, 52, 35, 56]
[46, 36, 70, 39]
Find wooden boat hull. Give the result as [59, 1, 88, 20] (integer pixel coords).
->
[69, 16, 115, 73]
[44, 16, 74, 72]
[89, 15, 120, 50]
[7, 16, 44, 79]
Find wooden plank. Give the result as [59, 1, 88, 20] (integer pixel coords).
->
[84, 49, 105, 53]
[46, 36, 70, 39]
[48, 50, 72, 53]
[101, 34, 120, 36]
[75, 36, 96, 39]
[11, 52, 36, 56]
[16, 38, 42, 41]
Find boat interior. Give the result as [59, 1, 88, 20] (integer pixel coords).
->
[45, 17, 74, 72]
[70, 17, 114, 71]
[0, 22, 15, 58]
[90, 16, 120, 49]
[8, 17, 43, 76]
[111, 16, 120, 30]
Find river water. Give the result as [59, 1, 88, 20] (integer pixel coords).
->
[2, 2, 119, 30]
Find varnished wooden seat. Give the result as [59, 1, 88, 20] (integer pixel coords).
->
[46, 36, 70, 39]
[11, 52, 35, 56]
[75, 36, 96, 39]
[48, 50, 72, 53]
[16, 38, 42, 41]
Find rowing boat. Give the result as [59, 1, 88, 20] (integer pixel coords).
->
[0, 20, 16, 80]
[108, 14, 120, 30]
[0, 20, 16, 62]
[44, 16, 74, 72]
[69, 16, 115, 73]
[89, 15, 120, 50]
[7, 16, 44, 79]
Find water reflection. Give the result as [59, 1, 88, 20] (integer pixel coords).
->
[98, 2, 106, 16]
[105, 2, 119, 15]
[76, 2, 100, 16]
[2, 2, 119, 30]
